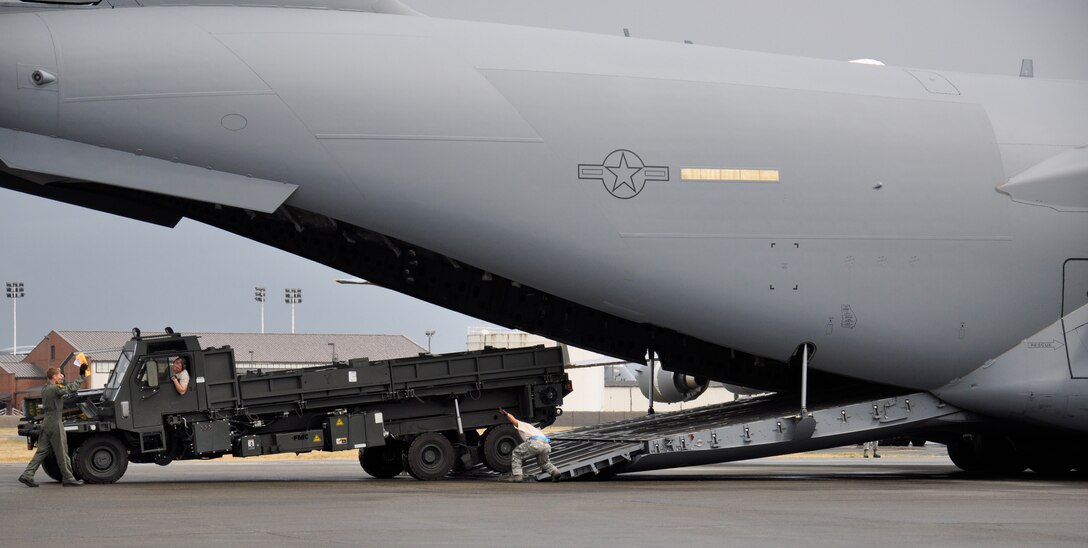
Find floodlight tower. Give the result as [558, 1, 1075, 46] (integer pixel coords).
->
[285, 288, 302, 334]
[254, 287, 266, 334]
[5, 282, 24, 355]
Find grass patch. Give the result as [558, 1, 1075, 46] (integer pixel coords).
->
[1, 428, 31, 464]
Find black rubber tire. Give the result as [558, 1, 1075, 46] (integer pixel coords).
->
[154, 432, 184, 466]
[41, 456, 63, 482]
[1027, 447, 1076, 476]
[360, 440, 405, 479]
[41, 443, 81, 481]
[974, 434, 1028, 474]
[1029, 459, 1074, 476]
[73, 435, 129, 484]
[946, 436, 984, 472]
[948, 434, 1027, 475]
[481, 423, 520, 473]
[406, 432, 455, 481]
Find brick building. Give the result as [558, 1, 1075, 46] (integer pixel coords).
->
[0, 354, 46, 414]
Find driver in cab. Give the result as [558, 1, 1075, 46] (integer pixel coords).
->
[170, 356, 190, 395]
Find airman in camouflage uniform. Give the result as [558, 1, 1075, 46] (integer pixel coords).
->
[499, 408, 561, 482]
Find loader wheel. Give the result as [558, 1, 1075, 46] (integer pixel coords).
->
[481, 423, 520, 473]
[41, 444, 79, 481]
[42, 456, 63, 482]
[73, 435, 129, 484]
[406, 432, 455, 481]
[360, 439, 405, 479]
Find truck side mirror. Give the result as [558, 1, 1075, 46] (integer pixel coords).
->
[146, 360, 160, 388]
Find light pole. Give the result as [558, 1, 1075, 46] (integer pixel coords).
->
[5, 282, 24, 355]
[425, 330, 435, 354]
[254, 287, 266, 334]
[285, 288, 302, 334]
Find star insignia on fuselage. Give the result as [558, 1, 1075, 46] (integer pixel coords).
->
[608, 153, 642, 194]
[578, 150, 669, 199]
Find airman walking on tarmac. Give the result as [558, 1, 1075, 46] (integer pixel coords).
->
[18, 354, 92, 487]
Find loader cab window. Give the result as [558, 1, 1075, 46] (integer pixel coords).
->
[135, 357, 170, 389]
[103, 347, 134, 399]
[136, 354, 192, 394]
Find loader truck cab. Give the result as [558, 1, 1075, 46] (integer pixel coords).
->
[105, 331, 224, 436]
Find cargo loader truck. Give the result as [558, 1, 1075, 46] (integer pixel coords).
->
[18, 329, 570, 483]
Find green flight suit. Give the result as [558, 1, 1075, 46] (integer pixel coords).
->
[19, 375, 86, 483]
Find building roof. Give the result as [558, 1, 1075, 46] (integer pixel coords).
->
[51, 331, 425, 364]
[0, 357, 45, 378]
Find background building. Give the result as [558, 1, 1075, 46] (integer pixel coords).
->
[0, 353, 45, 415]
[467, 327, 738, 426]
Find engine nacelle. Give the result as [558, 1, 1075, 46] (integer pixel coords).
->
[629, 364, 709, 403]
[720, 383, 766, 397]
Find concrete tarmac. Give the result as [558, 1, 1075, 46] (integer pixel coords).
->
[1, 448, 1085, 548]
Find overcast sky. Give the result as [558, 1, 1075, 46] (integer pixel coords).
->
[2, 0, 1085, 356]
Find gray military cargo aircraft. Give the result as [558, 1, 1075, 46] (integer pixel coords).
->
[1, 0, 1085, 475]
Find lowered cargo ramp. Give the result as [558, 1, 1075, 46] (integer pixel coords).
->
[526, 392, 964, 480]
